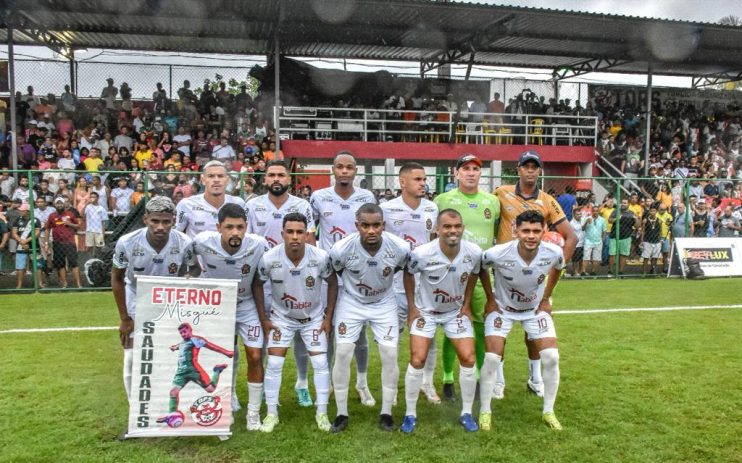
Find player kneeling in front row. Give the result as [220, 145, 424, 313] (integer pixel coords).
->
[402, 209, 483, 433]
[253, 212, 337, 432]
[189, 203, 269, 430]
[479, 210, 564, 431]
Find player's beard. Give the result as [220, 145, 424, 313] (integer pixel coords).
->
[268, 182, 289, 196]
[228, 236, 242, 248]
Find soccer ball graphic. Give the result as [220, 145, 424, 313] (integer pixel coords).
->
[166, 411, 185, 428]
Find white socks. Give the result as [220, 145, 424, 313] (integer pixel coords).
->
[540, 348, 560, 414]
[123, 348, 133, 400]
[379, 344, 399, 415]
[310, 354, 330, 414]
[247, 382, 263, 414]
[478, 352, 502, 414]
[404, 364, 424, 417]
[264, 355, 285, 415]
[332, 342, 355, 416]
[495, 360, 506, 386]
[422, 337, 437, 386]
[294, 332, 309, 389]
[459, 365, 477, 416]
[529, 358, 543, 384]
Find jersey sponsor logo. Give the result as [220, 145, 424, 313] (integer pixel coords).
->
[330, 226, 347, 242]
[271, 262, 282, 268]
[272, 213, 282, 219]
[356, 282, 386, 298]
[403, 234, 417, 246]
[509, 288, 537, 303]
[468, 203, 478, 209]
[522, 269, 533, 275]
[411, 213, 421, 219]
[338, 322, 347, 335]
[241, 264, 251, 275]
[433, 288, 462, 304]
[168, 263, 178, 274]
[194, 221, 205, 226]
[256, 221, 266, 227]
[394, 220, 404, 226]
[500, 260, 516, 268]
[537, 259, 552, 266]
[153, 258, 164, 264]
[340, 204, 350, 210]
[271, 279, 284, 284]
[255, 206, 267, 212]
[308, 259, 319, 267]
[426, 218, 432, 230]
[281, 293, 312, 310]
[383, 250, 396, 259]
[368, 260, 378, 266]
[291, 269, 301, 276]
[170, 247, 181, 255]
[463, 254, 472, 264]
[225, 259, 235, 265]
[460, 272, 469, 285]
[266, 237, 279, 247]
[484, 208, 492, 220]
[305, 276, 315, 288]
[382, 266, 392, 277]
[537, 274, 546, 284]
[323, 211, 333, 217]
[133, 249, 146, 256]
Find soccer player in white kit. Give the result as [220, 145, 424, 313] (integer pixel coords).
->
[329, 203, 410, 433]
[380, 162, 440, 404]
[253, 212, 337, 433]
[112, 196, 196, 407]
[310, 151, 376, 407]
[479, 210, 565, 431]
[401, 209, 483, 433]
[245, 160, 318, 407]
[190, 203, 269, 431]
[174, 159, 247, 411]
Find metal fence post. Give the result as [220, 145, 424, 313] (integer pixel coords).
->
[684, 179, 691, 237]
[27, 171, 39, 291]
[614, 178, 621, 278]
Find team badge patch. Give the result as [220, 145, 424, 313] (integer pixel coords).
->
[416, 318, 426, 329]
[305, 276, 315, 288]
[484, 208, 492, 220]
[494, 316, 503, 329]
[382, 266, 392, 277]
[272, 330, 282, 342]
[168, 263, 178, 274]
[426, 218, 432, 230]
[338, 322, 347, 335]
[460, 272, 469, 285]
[241, 264, 251, 275]
[537, 274, 546, 284]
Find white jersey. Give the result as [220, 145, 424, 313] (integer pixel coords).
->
[175, 194, 246, 238]
[245, 194, 315, 248]
[310, 186, 376, 251]
[380, 196, 438, 293]
[330, 231, 409, 306]
[481, 240, 565, 320]
[257, 244, 332, 322]
[191, 231, 268, 308]
[112, 228, 195, 315]
[407, 239, 481, 314]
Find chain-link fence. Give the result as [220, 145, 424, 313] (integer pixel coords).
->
[2, 168, 735, 292]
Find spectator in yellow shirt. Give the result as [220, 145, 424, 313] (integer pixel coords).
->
[134, 142, 153, 169]
[83, 148, 104, 172]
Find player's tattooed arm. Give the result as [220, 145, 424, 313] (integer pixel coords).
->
[479, 268, 500, 315]
[111, 267, 133, 349]
[403, 270, 420, 328]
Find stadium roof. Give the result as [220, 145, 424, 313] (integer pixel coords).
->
[2, 0, 742, 80]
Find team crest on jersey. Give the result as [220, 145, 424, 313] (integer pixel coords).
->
[382, 266, 392, 277]
[272, 330, 282, 342]
[484, 208, 492, 220]
[305, 276, 315, 288]
[460, 272, 469, 285]
[168, 263, 178, 274]
[426, 218, 432, 230]
[493, 316, 503, 329]
[338, 322, 347, 335]
[241, 264, 251, 275]
[537, 274, 546, 284]
[416, 318, 426, 329]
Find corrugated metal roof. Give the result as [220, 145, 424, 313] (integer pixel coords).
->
[2, 0, 741, 77]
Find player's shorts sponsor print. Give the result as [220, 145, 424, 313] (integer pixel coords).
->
[236, 320, 264, 348]
[409, 310, 474, 339]
[484, 311, 557, 340]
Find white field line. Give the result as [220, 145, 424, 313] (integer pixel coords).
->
[1, 304, 741, 335]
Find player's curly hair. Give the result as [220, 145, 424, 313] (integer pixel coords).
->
[145, 195, 176, 215]
[515, 209, 545, 226]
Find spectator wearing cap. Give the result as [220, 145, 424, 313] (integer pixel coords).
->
[45, 198, 82, 288]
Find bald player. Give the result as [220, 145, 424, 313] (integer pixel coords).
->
[493, 150, 576, 399]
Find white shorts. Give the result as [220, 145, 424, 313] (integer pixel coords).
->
[334, 296, 398, 347]
[642, 242, 662, 259]
[267, 317, 327, 353]
[484, 311, 557, 341]
[409, 310, 474, 339]
[583, 244, 602, 261]
[85, 231, 105, 247]
[234, 300, 264, 348]
[395, 292, 408, 329]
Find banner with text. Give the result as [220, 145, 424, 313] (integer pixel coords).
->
[674, 237, 742, 278]
[588, 84, 742, 113]
[126, 276, 238, 438]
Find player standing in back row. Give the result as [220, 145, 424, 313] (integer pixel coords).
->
[479, 210, 565, 431]
[380, 162, 440, 404]
[434, 154, 500, 401]
[310, 151, 377, 407]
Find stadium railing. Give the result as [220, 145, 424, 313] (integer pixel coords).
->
[0, 169, 725, 292]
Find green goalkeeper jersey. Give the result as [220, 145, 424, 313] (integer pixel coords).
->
[434, 188, 500, 251]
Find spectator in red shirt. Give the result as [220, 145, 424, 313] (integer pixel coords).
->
[44, 197, 82, 288]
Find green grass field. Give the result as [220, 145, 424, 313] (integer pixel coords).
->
[1, 279, 741, 463]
